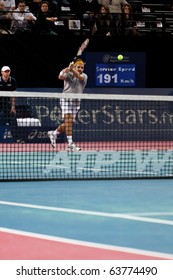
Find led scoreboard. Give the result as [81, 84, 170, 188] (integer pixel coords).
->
[96, 64, 135, 86]
[85, 52, 146, 88]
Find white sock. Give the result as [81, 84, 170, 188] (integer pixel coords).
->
[53, 130, 59, 136]
[67, 135, 73, 145]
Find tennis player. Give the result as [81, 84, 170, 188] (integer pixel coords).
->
[48, 58, 88, 151]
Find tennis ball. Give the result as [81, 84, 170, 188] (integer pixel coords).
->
[117, 54, 123, 61]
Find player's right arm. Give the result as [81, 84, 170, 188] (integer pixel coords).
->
[58, 62, 75, 80]
[58, 66, 70, 80]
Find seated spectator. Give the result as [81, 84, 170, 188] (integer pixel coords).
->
[92, 4, 118, 36]
[3, 0, 16, 11]
[120, 3, 140, 36]
[98, 0, 128, 19]
[0, 0, 12, 34]
[10, 0, 36, 35]
[34, 1, 58, 35]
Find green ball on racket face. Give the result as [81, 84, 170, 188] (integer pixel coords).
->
[117, 54, 123, 61]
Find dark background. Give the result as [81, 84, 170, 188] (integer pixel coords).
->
[0, 35, 172, 88]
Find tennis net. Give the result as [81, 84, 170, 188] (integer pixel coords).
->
[0, 91, 173, 181]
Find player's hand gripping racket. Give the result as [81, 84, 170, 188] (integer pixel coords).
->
[74, 38, 89, 61]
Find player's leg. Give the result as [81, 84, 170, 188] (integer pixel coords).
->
[48, 99, 81, 151]
[64, 113, 73, 147]
[65, 103, 81, 151]
[48, 122, 66, 147]
[48, 99, 66, 148]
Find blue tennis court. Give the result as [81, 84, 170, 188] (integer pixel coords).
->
[1, 178, 173, 259]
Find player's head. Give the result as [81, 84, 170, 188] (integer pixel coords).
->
[1, 66, 11, 76]
[74, 59, 85, 74]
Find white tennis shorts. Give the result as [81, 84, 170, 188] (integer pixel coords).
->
[60, 98, 81, 119]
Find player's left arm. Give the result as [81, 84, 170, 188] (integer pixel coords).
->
[11, 96, 16, 114]
[71, 69, 85, 81]
[11, 78, 17, 114]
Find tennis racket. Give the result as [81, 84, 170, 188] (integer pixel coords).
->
[74, 38, 89, 61]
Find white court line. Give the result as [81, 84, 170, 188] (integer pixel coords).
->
[128, 212, 173, 216]
[0, 200, 173, 226]
[1, 227, 173, 259]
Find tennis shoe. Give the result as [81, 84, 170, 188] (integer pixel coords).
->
[48, 131, 57, 148]
[66, 143, 81, 152]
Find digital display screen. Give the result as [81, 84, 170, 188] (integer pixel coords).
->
[96, 64, 135, 87]
[85, 52, 146, 88]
